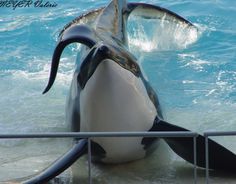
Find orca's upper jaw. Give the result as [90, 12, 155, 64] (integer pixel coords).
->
[77, 43, 110, 89]
[77, 42, 141, 89]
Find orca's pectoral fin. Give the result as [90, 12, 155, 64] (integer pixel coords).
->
[43, 25, 98, 94]
[23, 139, 88, 184]
[149, 118, 236, 171]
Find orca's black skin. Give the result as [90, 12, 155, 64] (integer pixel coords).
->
[43, 25, 98, 94]
[144, 118, 236, 171]
[26, 0, 236, 183]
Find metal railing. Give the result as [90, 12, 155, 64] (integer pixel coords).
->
[0, 131, 235, 184]
[204, 131, 236, 184]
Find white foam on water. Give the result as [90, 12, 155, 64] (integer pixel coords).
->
[0, 56, 75, 181]
[128, 16, 200, 53]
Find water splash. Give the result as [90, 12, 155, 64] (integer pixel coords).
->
[127, 15, 199, 52]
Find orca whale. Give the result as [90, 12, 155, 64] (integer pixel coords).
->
[25, 0, 236, 183]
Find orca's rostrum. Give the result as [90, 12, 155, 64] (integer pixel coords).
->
[25, 0, 236, 183]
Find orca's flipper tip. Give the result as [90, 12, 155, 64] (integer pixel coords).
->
[43, 25, 98, 95]
[42, 85, 50, 94]
[23, 139, 88, 184]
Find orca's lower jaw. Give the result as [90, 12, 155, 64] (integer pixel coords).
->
[79, 59, 157, 163]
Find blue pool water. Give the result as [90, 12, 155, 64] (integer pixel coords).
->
[1, 0, 236, 183]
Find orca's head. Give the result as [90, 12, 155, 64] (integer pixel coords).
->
[77, 42, 141, 90]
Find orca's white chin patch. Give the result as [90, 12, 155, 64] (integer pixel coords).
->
[80, 59, 157, 163]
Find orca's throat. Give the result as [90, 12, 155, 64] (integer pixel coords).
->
[77, 43, 163, 119]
